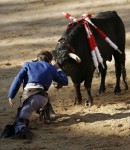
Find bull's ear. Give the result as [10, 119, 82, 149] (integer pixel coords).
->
[68, 53, 81, 63]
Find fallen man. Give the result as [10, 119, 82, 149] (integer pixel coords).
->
[0, 50, 68, 139]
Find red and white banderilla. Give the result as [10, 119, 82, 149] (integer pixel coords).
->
[83, 20, 104, 72]
[82, 14, 122, 54]
[83, 21, 100, 72]
[62, 12, 78, 23]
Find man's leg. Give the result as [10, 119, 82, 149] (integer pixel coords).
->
[14, 94, 48, 138]
[19, 94, 48, 120]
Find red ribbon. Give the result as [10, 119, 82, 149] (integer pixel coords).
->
[83, 20, 97, 51]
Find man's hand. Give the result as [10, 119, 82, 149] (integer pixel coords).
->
[54, 83, 63, 90]
[9, 98, 13, 108]
[54, 84, 63, 89]
[51, 60, 60, 68]
[53, 82, 63, 89]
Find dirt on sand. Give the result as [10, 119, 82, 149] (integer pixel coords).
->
[0, 0, 130, 150]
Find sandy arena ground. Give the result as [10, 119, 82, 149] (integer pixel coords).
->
[0, 0, 130, 150]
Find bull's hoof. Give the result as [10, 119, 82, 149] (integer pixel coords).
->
[114, 87, 121, 95]
[74, 101, 82, 105]
[85, 101, 93, 107]
[99, 86, 106, 94]
[114, 91, 121, 95]
[74, 97, 82, 105]
[125, 85, 128, 91]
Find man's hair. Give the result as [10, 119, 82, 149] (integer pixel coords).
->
[37, 51, 53, 63]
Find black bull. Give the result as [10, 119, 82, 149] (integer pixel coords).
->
[52, 11, 128, 106]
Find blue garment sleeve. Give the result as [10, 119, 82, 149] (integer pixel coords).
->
[8, 63, 27, 99]
[53, 68, 68, 86]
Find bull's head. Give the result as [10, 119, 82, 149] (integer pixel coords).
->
[51, 38, 81, 69]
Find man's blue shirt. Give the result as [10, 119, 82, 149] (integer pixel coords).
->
[8, 61, 68, 99]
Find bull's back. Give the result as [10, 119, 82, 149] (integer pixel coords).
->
[92, 11, 118, 19]
[91, 11, 125, 61]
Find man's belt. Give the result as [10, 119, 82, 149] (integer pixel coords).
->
[20, 88, 48, 103]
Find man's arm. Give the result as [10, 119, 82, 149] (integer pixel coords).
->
[8, 63, 27, 106]
[51, 60, 68, 87]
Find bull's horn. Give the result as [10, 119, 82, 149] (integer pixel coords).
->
[68, 53, 81, 63]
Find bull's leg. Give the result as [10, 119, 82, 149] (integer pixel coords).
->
[121, 64, 128, 91]
[99, 61, 107, 94]
[113, 51, 129, 94]
[114, 56, 122, 94]
[84, 77, 93, 107]
[73, 83, 82, 105]
[84, 84, 93, 107]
